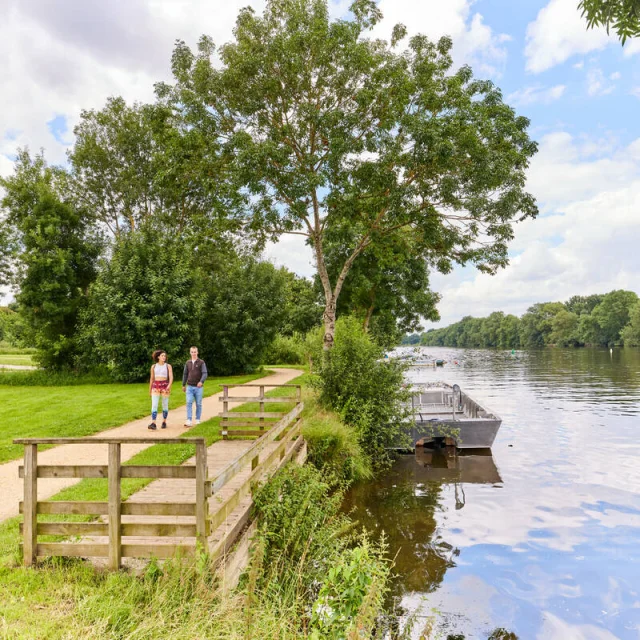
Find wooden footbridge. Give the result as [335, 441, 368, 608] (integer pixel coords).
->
[15, 384, 304, 569]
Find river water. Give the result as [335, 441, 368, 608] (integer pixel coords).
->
[343, 346, 640, 640]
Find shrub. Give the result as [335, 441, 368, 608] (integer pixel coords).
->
[315, 316, 411, 470]
[302, 403, 372, 484]
[263, 333, 306, 365]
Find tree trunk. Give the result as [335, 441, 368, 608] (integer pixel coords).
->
[323, 297, 337, 351]
[363, 303, 375, 332]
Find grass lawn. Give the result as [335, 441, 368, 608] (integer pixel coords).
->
[0, 373, 308, 639]
[0, 372, 269, 464]
[0, 353, 36, 366]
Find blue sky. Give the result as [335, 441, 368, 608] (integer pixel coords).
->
[1, 0, 639, 330]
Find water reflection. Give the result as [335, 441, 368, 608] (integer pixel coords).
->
[347, 347, 640, 639]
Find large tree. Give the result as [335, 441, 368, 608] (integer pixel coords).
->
[160, 0, 538, 349]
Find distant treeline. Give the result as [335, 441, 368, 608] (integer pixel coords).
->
[402, 290, 640, 349]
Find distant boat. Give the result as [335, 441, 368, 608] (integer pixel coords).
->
[401, 383, 502, 449]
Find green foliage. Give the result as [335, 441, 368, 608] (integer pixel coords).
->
[579, 0, 640, 44]
[251, 463, 353, 595]
[621, 301, 640, 346]
[421, 289, 640, 348]
[302, 402, 372, 484]
[80, 226, 203, 382]
[263, 333, 306, 365]
[591, 289, 639, 346]
[309, 538, 389, 640]
[0, 307, 22, 346]
[163, 0, 538, 348]
[11, 193, 100, 369]
[315, 316, 411, 470]
[280, 272, 323, 337]
[199, 258, 288, 374]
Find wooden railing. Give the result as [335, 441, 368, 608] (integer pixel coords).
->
[15, 438, 209, 569]
[15, 396, 305, 570]
[219, 383, 302, 438]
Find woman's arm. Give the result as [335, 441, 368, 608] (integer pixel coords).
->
[168, 364, 174, 388]
[149, 365, 155, 395]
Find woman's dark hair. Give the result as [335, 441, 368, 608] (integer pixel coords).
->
[152, 350, 166, 363]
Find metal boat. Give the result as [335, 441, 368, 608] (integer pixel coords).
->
[406, 383, 502, 449]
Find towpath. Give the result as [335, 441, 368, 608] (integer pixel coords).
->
[0, 367, 303, 523]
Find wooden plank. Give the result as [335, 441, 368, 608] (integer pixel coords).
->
[108, 442, 121, 570]
[22, 501, 197, 516]
[121, 523, 198, 537]
[209, 403, 304, 495]
[219, 412, 285, 419]
[195, 441, 207, 548]
[218, 430, 265, 437]
[13, 437, 205, 445]
[221, 421, 278, 428]
[218, 396, 295, 403]
[37, 543, 109, 558]
[223, 384, 301, 388]
[20, 466, 198, 482]
[209, 421, 302, 531]
[122, 502, 197, 516]
[121, 466, 196, 479]
[24, 522, 109, 536]
[19, 465, 108, 479]
[23, 444, 37, 567]
[121, 544, 196, 559]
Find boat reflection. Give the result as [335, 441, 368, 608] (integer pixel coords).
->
[414, 446, 503, 486]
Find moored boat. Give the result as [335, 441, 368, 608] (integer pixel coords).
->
[404, 383, 502, 449]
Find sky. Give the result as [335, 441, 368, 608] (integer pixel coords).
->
[1, 0, 639, 328]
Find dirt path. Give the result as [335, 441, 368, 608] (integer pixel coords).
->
[0, 368, 303, 523]
[0, 364, 37, 370]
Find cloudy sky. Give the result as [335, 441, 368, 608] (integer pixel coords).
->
[1, 0, 639, 327]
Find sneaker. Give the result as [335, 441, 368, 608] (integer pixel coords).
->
[196, 419, 201, 426]
[161, 421, 167, 429]
[184, 420, 192, 428]
[148, 422, 157, 430]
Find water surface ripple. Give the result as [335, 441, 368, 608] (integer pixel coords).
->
[343, 347, 640, 639]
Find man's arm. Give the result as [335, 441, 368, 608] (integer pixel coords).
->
[200, 362, 208, 384]
[182, 363, 188, 387]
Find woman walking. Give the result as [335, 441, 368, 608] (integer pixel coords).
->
[149, 350, 173, 430]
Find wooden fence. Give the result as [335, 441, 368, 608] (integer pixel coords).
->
[16, 438, 209, 569]
[219, 383, 302, 438]
[15, 393, 304, 570]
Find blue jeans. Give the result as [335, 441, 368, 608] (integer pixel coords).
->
[186, 385, 203, 421]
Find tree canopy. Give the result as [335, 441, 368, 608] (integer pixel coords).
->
[160, 0, 538, 349]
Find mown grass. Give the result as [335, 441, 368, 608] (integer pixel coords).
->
[0, 372, 308, 639]
[0, 372, 268, 464]
[0, 354, 35, 366]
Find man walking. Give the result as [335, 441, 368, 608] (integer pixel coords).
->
[182, 346, 208, 427]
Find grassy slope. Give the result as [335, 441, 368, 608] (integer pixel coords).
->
[0, 372, 267, 464]
[0, 371, 307, 638]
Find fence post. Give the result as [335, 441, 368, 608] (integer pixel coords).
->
[296, 385, 302, 405]
[222, 386, 229, 439]
[108, 443, 121, 570]
[196, 440, 208, 548]
[259, 385, 265, 431]
[23, 444, 38, 567]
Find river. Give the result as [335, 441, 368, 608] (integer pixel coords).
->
[343, 346, 640, 640]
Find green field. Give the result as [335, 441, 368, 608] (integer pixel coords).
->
[0, 372, 308, 638]
[0, 372, 267, 464]
[0, 353, 35, 366]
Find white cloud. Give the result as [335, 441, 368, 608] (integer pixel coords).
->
[507, 84, 566, 106]
[428, 132, 640, 327]
[610, 71, 621, 80]
[263, 234, 315, 279]
[372, 0, 510, 77]
[525, 0, 613, 73]
[587, 68, 616, 96]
